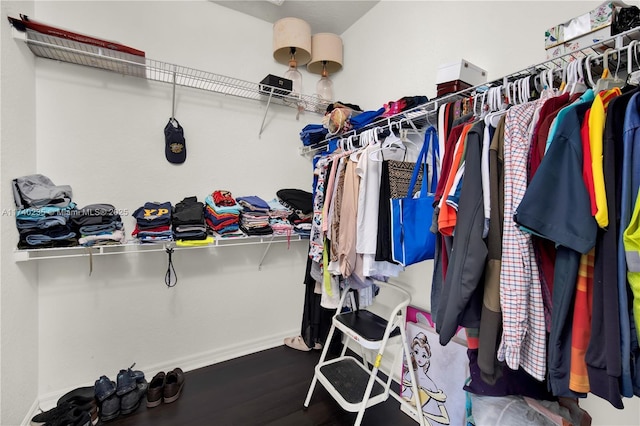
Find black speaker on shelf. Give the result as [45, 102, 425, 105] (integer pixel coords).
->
[259, 74, 293, 98]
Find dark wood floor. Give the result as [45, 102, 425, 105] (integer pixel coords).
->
[105, 345, 418, 426]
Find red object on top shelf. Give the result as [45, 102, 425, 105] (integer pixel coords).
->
[7, 14, 145, 57]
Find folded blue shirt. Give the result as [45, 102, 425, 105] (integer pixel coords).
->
[350, 107, 385, 130]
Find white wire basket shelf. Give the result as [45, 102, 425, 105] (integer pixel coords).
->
[20, 29, 330, 115]
[13, 233, 308, 265]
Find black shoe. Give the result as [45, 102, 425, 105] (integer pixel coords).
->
[44, 407, 90, 426]
[57, 386, 96, 407]
[32, 401, 93, 426]
[31, 402, 72, 426]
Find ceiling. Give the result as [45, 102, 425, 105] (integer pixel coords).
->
[210, 1, 379, 35]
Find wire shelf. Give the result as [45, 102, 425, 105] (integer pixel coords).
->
[298, 25, 640, 155]
[13, 233, 308, 263]
[22, 29, 330, 114]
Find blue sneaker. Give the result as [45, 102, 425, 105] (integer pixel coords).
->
[94, 376, 116, 403]
[120, 380, 149, 416]
[99, 394, 120, 423]
[115, 369, 137, 396]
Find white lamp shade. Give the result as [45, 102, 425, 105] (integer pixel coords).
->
[273, 17, 312, 65]
[307, 33, 343, 74]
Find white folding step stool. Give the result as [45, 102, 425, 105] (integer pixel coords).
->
[303, 281, 427, 426]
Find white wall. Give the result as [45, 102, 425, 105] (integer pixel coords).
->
[25, 0, 313, 408]
[340, 1, 640, 425]
[1, 1, 40, 425]
[3, 0, 640, 424]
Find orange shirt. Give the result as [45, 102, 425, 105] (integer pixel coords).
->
[569, 249, 594, 393]
[438, 123, 472, 236]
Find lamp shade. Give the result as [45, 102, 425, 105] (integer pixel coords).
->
[307, 33, 343, 74]
[273, 17, 311, 65]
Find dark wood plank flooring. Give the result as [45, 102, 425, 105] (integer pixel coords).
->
[106, 346, 417, 426]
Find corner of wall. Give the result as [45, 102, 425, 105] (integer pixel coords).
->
[1, 1, 39, 425]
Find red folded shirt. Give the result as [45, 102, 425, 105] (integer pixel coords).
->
[212, 190, 236, 207]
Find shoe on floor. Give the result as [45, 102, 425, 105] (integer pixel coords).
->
[146, 372, 165, 408]
[56, 386, 96, 407]
[32, 400, 94, 426]
[116, 369, 138, 396]
[31, 402, 72, 426]
[163, 368, 185, 404]
[43, 407, 91, 426]
[94, 376, 116, 403]
[120, 380, 148, 415]
[284, 336, 322, 351]
[98, 394, 120, 423]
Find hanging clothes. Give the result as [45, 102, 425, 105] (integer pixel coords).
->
[436, 120, 486, 345]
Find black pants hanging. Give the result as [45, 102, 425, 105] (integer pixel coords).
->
[300, 256, 341, 354]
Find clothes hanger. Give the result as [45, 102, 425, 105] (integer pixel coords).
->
[575, 57, 588, 94]
[585, 53, 599, 88]
[594, 48, 625, 92]
[368, 120, 406, 161]
[472, 92, 480, 116]
[521, 76, 530, 103]
[479, 90, 489, 118]
[562, 60, 574, 94]
[558, 61, 569, 93]
[627, 40, 640, 86]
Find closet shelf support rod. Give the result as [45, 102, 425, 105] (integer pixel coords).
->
[258, 89, 274, 138]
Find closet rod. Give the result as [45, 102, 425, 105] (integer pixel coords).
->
[299, 25, 640, 155]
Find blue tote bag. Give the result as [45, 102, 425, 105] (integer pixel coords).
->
[390, 126, 439, 266]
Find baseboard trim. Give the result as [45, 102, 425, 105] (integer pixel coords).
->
[28, 328, 298, 423]
[20, 398, 40, 426]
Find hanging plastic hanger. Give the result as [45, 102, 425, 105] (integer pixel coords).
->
[545, 67, 553, 92]
[562, 60, 574, 94]
[570, 57, 588, 95]
[399, 128, 419, 149]
[627, 40, 640, 86]
[368, 128, 405, 161]
[521, 76, 530, 103]
[594, 48, 625, 92]
[585, 53, 599, 89]
[479, 90, 488, 118]
[558, 61, 569, 93]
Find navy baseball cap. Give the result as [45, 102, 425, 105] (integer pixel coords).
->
[164, 119, 186, 164]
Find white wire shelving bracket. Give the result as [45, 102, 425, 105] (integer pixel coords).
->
[298, 25, 640, 156]
[13, 234, 308, 269]
[13, 28, 330, 136]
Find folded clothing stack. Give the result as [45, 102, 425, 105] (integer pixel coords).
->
[269, 218, 293, 236]
[276, 188, 313, 225]
[236, 195, 272, 236]
[299, 123, 329, 147]
[267, 198, 291, 221]
[172, 196, 207, 241]
[236, 196, 270, 213]
[204, 191, 241, 236]
[293, 222, 312, 238]
[132, 202, 173, 243]
[13, 174, 78, 249]
[239, 211, 272, 236]
[71, 204, 125, 247]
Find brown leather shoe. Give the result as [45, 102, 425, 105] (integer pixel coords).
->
[163, 368, 185, 404]
[146, 372, 165, 408]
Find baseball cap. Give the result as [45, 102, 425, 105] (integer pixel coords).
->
[164, 118, 186, 164]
